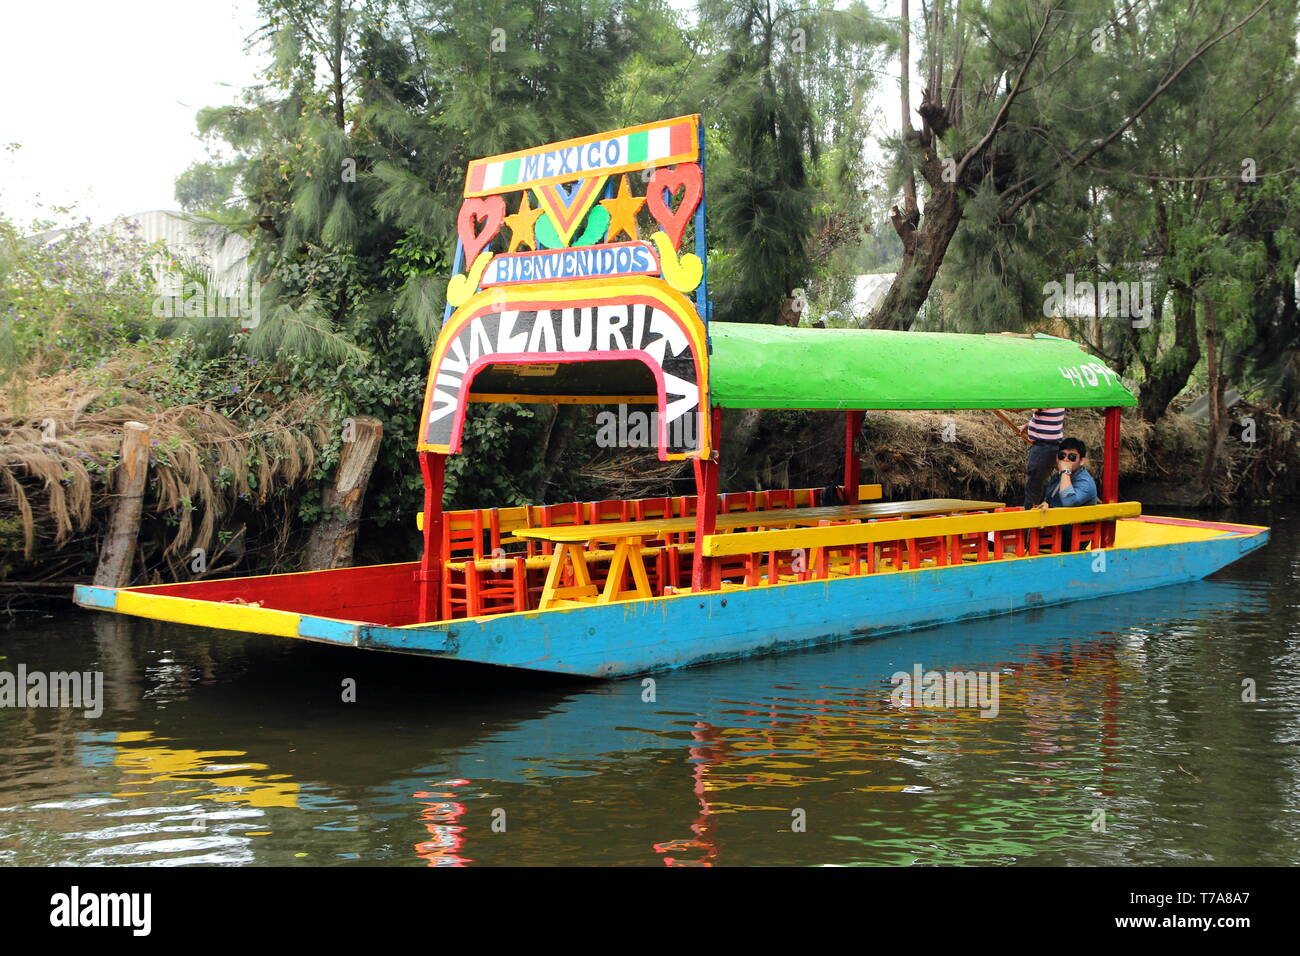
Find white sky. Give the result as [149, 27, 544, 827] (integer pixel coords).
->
[0, 0, 263, 228]
[0, 0, 905, 231]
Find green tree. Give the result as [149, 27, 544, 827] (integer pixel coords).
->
[697, 0, 892, 324]
[871, 0, 1277, 335]
[174, 162, 240, 212]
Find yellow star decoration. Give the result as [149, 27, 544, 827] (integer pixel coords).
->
[600, 175, 645, 243]
[504, 193, 544, 252]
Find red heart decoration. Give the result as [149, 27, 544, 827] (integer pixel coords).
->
[456, 196, 506, 265]
[646, 163, 702, 251]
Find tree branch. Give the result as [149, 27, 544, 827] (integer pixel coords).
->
[953, 2, 1060, 182]
[1001, 0, 1274, 219]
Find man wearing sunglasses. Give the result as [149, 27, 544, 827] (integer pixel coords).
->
[1044, 437, 1098, 508]
[1041, 438, 1098, 551]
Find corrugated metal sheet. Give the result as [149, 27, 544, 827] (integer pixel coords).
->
[117, 210, 251, 297]
[31, 210, 252, 297]
[851, 273, 895, 318]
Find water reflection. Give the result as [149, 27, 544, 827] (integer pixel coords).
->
[108, 730, 299, 808]
[2, 535, 1298, 866]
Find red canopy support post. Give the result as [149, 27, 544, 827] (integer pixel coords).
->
[843, 410, 864, 504]
[416, 451, 446, 621]
[1102, 406, 1121, 546]
[691, 406, 722, 592]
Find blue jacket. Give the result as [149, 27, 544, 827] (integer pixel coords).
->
[1044, 466, 1098, 508]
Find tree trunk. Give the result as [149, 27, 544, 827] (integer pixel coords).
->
[899, 0, 917, 222]
[869, 182, 961, 329]
[331, 0, 346, 130]
[530, 405, 562, 501]
[720, 407, 764, 486]
[1138, 288, 1201, 422]
[93, 421, 151, 588]
[1199, 299, 1223, 496]
[305, 416, 383, 570]
[535, 405, 577, 502]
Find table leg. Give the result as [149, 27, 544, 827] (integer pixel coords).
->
[600, 536, 652, 603]
[539, 542, 598, 609]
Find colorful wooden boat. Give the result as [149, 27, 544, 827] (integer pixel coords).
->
[74, 116, 1269, 677]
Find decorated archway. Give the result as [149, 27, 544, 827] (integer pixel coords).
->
[415, 115, 715, 618]
[418, 276, 711, 460]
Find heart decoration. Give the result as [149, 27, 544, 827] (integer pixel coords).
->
[456, 196, 506, 266]
[646, 163, 702, 251]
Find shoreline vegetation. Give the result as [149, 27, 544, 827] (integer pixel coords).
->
[4, 1, 1299, 605]
[2, 360, 1295, 606]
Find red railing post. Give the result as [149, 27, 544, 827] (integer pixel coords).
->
[844, 410, 864, 504]
[1102, 406, 1121, 546]
[691, 406, 722, 592]
[417, 451, 446, 621]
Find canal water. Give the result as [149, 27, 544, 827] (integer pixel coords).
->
[2, 507, 1297, 867]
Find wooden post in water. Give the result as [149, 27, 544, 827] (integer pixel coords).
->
[93, 421, 151, 588]
[305, 416, 384, 571]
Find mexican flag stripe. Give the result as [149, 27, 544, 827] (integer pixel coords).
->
[463, 115, 699, 197]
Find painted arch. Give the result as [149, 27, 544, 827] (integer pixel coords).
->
[417, 276, 711, 460]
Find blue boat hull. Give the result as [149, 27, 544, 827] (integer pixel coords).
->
[294, 527, 1269, 677]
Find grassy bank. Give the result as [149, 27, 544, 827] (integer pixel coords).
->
[4, 363, 1295, 606]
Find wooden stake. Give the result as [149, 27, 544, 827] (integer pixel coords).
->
[305, 416, 384, 570]
[93, 421, 151, 588]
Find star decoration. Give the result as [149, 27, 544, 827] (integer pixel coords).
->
[600, 175, 646, 243]
[504, 193, 544, 252]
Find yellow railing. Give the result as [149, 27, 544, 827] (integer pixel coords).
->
[701, 502, 1142, 557]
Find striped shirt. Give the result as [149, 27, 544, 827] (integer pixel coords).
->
[1027, 408, 1065, 442]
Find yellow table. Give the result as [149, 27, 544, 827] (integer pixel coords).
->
[515, 498, 1005, 608]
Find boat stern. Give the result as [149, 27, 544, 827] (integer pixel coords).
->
[71, 563, 454, 654]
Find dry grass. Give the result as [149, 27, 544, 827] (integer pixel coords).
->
[856, 408, 1158, 501]
[0, 353, 328, 575]
[577, 407, 1220, 504]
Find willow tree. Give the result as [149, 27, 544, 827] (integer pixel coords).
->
[919, 0, 1299, 436]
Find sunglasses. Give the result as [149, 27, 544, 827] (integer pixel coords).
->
[1057, 451, 1080, 462]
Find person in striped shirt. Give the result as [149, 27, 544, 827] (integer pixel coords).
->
[1018, 408, 1066, 509]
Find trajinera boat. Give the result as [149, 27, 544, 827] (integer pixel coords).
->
[74, 115, 1269, 677]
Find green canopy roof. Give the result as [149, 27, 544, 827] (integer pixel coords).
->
[708, 323, 1136, 410]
